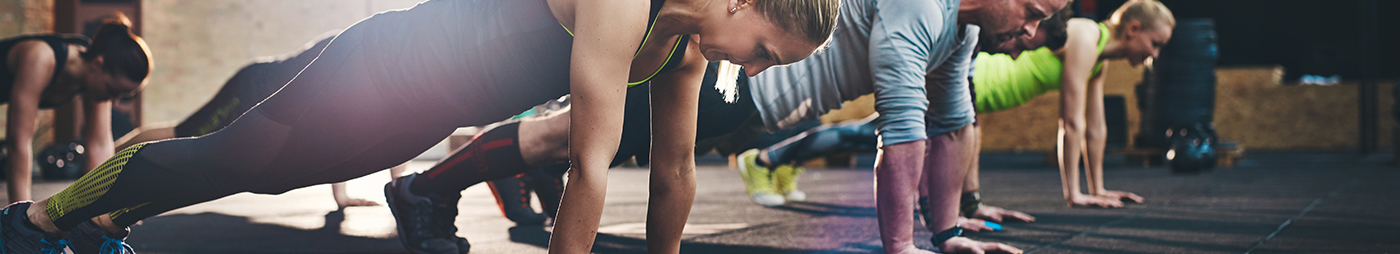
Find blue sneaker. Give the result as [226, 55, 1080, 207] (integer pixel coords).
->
[1, 201, 69, 254]
[66, 220, 135, 254]
[386, 173, 469, 254]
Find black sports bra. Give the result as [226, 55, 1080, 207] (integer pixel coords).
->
[0, 34, 91, 108]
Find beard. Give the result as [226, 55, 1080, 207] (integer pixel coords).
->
[981, 30, 1024, 49]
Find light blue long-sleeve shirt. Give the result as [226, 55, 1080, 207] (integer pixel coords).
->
[746, 0, 979, 146]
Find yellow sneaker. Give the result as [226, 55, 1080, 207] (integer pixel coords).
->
[772, 164, 807, 202]
[737, 149, 784, 206]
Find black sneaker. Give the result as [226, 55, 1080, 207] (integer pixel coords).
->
[1, 201, 69, 254]
[66, 220, 135, 254]
[386, 173, 467, 254]
[424, 189, 471, 254]
[527, 165, 568, 221]
[488, 175, 546, 225]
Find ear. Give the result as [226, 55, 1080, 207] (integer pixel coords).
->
[729, 0, 752, 13]
[91, 55, 106, 68]
[1125, 20, 1142, 38]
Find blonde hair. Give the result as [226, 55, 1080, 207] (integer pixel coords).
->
[1108, 0, 1176, 35]
[752, 0, 841, 45]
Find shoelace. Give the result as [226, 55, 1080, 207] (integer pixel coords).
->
[99, 235, 130, 254]
[38, 238, 69, 254]
[409, 201, 439, 238]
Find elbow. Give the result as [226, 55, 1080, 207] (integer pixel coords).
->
[1060, 119, 1086, 136]
[1084, 124, 1108, 142]
[564, 160, 605, 182]
[650, 151, 698, 181]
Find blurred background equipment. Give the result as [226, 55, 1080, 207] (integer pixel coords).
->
[38, 140, 86, 180]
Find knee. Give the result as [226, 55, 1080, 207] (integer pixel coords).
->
[534, 116, 572, 155]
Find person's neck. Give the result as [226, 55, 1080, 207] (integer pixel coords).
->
[58, 45, 88, 85]
[956, 0, 994, 26]
[652, 0, 710, 36]
[1099, 24, 1128, 60]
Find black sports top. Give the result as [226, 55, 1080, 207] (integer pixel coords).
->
[559, 0, 691, 86]
[0, 34, 91, 108]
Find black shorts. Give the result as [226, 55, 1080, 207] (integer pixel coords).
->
[615, 62, 757, 166]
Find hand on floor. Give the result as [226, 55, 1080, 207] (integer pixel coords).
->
[1067, 195, 1123, 208]
[1097, 190, 1144, 204]
[941, 237, 1023, 254]
[970, 205, 1036, 223]
[957, 217, 996, 232]
[336, 197, 381, 209]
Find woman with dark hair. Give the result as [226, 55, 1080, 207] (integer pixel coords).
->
[0, 0, 840, 253]
[2, 13, 151, 203]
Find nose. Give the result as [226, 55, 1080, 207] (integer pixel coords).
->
[744, 63, 772, 77]
[1010, 50, 1023, 59]
[1022, 21, 1041, 39]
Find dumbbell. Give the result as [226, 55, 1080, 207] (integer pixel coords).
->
[38, 141, 87, 180]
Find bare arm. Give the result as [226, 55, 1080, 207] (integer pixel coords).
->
[1057, 20, 1118, 207]
[1082, 63, 1107, 196]
[875, 140, 926, 254]
[5, 41, 56, 201]
[643, 41, 705, 254]
[82, 98, 115, 173]
[548, 0, 647, 252]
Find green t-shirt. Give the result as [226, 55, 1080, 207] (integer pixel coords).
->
[973, 22, 1110, 113]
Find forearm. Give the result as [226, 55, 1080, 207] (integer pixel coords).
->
[84, 139, 115, 173]
[550, 166, 609, 254]
[6, 141, 33, 200]
[1084, 126, 1107, 195]
[646, 157, 696, 253]
[83, 100, 116, 172]
[1058, 122, 1085, 199]
[875, 140, 926, 253]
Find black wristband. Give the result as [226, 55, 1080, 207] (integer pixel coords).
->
[960, 191, 982, 216]
[931, 226, 964, 249]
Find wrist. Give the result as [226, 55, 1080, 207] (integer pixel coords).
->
[1065, 192, 1085, 199]
[959, 191, 982, 216]
[931, 226, 963, 249]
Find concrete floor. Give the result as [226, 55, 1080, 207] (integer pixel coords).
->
[3, 152, 1397, 253]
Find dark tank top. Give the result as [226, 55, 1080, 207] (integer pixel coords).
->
[0, 34, 91, 108]
[559, 0, 691, 86]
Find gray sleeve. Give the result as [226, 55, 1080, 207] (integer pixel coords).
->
[868, 0, 944, 146]
[922, 26, 978, 136]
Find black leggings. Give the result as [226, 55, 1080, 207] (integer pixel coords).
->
[762, 116, 878, 165]
[45, 0, 574, 230]
[172, 33, 335, 137]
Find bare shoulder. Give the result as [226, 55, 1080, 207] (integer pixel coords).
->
[6, 40, 57, 72]
[1066, 18, 1102, 42]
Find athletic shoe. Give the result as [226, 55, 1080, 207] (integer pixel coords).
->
[772, 164, 807, 202]
[487, 175, 547, 225]
[527, 165, 568, 221]
[385, 173, 468, 254]
[66, 220, 135, 254]
[0, 201, 69, 254]
[736, 149, 784, 206]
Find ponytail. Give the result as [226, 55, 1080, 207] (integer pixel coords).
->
[80, 12, 152, 84]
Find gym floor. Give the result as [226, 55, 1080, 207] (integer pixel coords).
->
[3, 152, 1397, 253]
